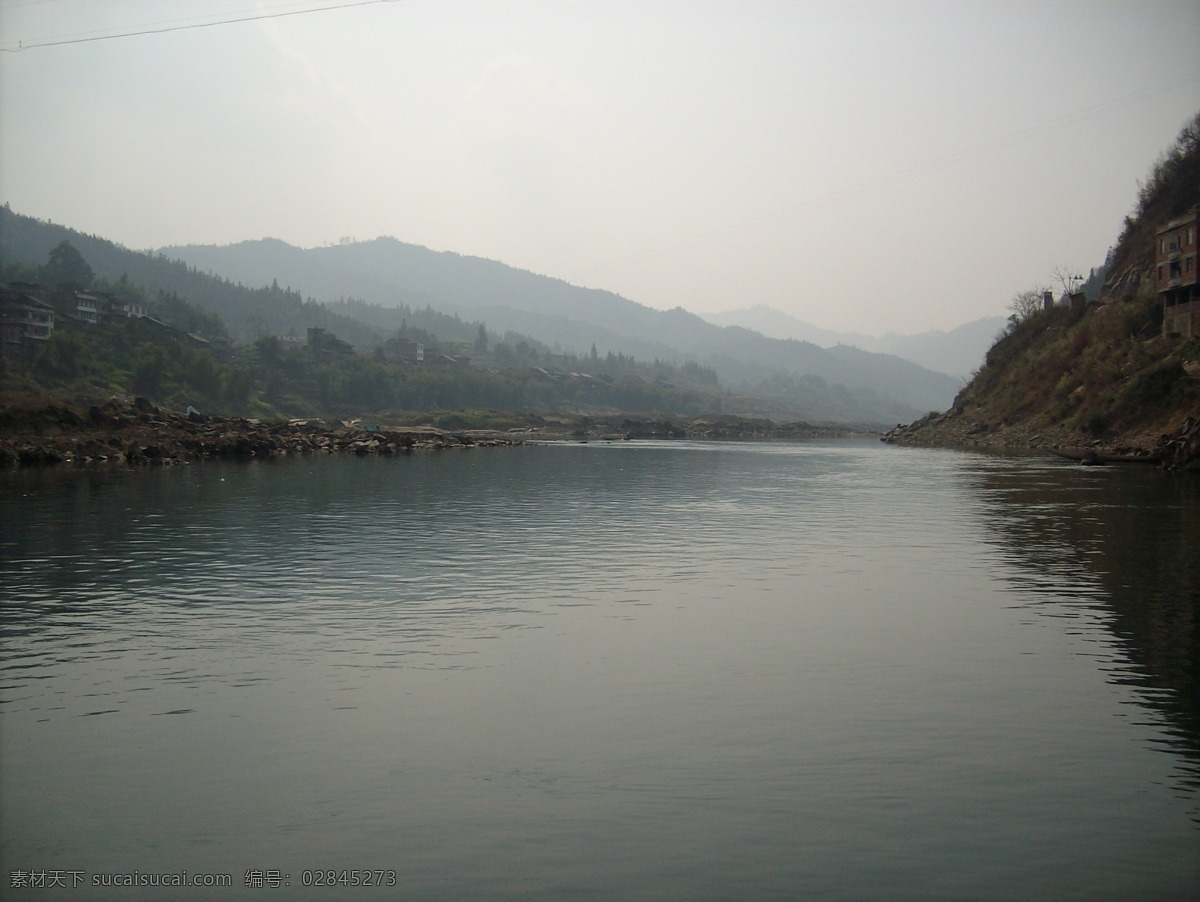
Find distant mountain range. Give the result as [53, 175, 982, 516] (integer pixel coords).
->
[704, 305, 1007, 379]
[0, 205, 975, 424]
[158, 236, 964, 421]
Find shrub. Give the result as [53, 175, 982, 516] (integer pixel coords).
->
[1085, 413, 1110, 437]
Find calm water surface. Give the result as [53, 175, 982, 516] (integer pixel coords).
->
[2, 440, 1198, 899]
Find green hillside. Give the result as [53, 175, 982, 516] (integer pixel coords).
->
[1, 208, 934, 424]
[0, 223, 831, 422]
[158, 234, 960, 416]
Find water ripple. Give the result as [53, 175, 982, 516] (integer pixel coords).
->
[2, 441, 1198, 891]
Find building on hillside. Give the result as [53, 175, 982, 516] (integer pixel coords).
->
[1157, 207, 1199, 338]
[382, 337, 424, 362]
[426, 353, 469, 366]
[8, 281, 49, 295]
[103, 297, 149, 320]
[307, 327, 354, 357]
[74, 290, 102, 324]
[74, 290, 149, 324]
[0, 284, 56, 350]
[135, 315, 209, 345]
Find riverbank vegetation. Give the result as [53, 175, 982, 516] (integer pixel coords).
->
[0, 300, 731, 423]
[2, 235, 899, 426]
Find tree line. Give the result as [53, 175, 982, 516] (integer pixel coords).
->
[2, 242, 726, 420]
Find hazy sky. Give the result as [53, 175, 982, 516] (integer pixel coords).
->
[2, 0, 1198, 334]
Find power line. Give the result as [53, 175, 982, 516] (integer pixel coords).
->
[0, 0, 402, 52]
[0, 0, 61, 10]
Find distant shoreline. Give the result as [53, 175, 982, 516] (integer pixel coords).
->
[0, 398, 873, 467]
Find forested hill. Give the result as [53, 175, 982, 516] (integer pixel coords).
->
[886, 112, 1200, 458]
[0, 209, 918, 424]
[0, 206, 384, 348]
[157, 235, 961, 414]
[0, 206, 960, 422]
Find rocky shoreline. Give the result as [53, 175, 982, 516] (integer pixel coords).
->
[881, 412, 1200, 471]
[511, 414, 868, 443]
[0, 398, 521, 466]
[0, 401, 873, 467]
[6, 397, 1196, 471]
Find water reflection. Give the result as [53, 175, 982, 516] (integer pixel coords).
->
[962, 455, 1200, 817]
[3, 444, 1199, 897]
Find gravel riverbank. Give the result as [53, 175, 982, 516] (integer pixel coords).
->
[0, 398, 520, 466]
[0, 401, 873, 467]
[881, 411, 1200, 471]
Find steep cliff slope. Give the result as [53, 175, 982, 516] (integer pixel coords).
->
[886, 112, 1200, 466]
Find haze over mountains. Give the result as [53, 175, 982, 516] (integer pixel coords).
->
[159, 236, 967, 418]
[704, 305, 1007, 379]
[0, 204, 979, 424]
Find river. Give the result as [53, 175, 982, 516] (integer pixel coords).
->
[2, 440, 1198, 899]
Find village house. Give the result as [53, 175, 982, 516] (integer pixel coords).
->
[0, 284, 56, 351]
[73, 290, 149, 324]
[427, 352, 470, 366]
[1157, 207, 1199, 338]
[382, 337, 424, 362]
[135, 315, 209, 345]
[307, 326, 354, 357]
